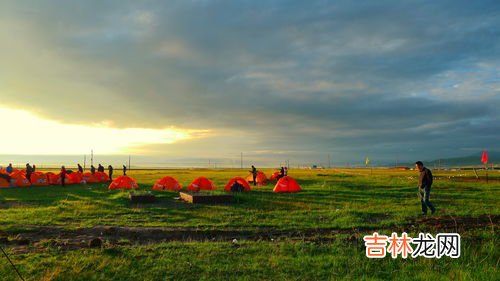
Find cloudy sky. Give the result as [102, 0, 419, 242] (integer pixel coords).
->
[0, 0, 498, 166]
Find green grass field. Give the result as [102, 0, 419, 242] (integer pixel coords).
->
[0, 168, 498, 280]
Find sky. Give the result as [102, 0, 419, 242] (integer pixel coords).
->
[0, 0, 499, 167]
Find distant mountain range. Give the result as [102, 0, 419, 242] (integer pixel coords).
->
[406, 151, 499, 167]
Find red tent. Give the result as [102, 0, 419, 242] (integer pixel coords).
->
[224, 177, 251, 192]
[187, 177, 216, 191]
[67, 172, 84, 184]
[95, 172, 110, 182]
[0, 178, 9, 188]
[152, 176, 182, 191]
[48, 172, 77, 185]
[30, 172, 49, 186]
[10, 172, 31, 187]
[246, 171, 268, 186]
[269, 171, 281, 181]
[108, 175, 138, 190]
[82, 172, 99, 183]
[273, 176, 301, 193]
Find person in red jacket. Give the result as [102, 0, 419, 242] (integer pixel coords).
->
[60, 166, 67, 187]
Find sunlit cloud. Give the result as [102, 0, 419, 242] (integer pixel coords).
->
[0, 108, 207, 155]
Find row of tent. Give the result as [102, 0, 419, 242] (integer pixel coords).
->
[117, 175, 301, 193]
[0, 169, 301, 193]
[0, 170, 110, 187]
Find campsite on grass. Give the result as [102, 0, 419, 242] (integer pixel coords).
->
[0, 167, 498, 280]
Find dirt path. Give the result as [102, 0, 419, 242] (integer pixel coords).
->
[0, 215, 497, 254]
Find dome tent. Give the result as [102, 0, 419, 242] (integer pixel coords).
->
[187, 177, 216, 191]
[67, 172, 84, 184]
[82, 172, 99, 183]
[246, 171, 268, 186]
[152, 176, 182, 191]
[108, 175, 138, 189]
[273, 176, 301, 193]
[10, 172, 30, 187]
[224, 177, 251, 192]
[30, 172, 49, 186]
[95, 172, 110, 182]
[269, 171, 281, 181]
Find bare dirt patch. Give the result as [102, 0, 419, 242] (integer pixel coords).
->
[1, 215, 496, 254]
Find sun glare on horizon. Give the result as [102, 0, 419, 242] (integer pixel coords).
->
[0, 107, 203, 155]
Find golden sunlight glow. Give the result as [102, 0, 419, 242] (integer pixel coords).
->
[0, 107, 200, 155]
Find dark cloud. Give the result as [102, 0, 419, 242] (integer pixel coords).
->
[0, 0, 498, 163]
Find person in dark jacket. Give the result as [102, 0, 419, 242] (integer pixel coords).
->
[77, 164, 83, 173]
[123, 165, 127, 176]
[60, 166, 67, 187]
[251, 165, 257, 186]
[108, 165, 113, 181]
[90, 165, 96, 174]
[25, 163, 33, 183]
[97, 164, 104, 173]
[416, 161, 436, 215]
[279, 166, 285, 179]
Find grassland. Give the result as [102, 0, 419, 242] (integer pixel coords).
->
[0, 168, 498, 280]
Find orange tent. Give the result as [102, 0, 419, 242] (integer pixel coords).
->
[269, 171, 281, 181]
[48, 173, 76, 185]
[67, 172, 84, 184]
[108, 175, 138, 190]
[273, 176, 301, 193]
[187, 177, 216, 191]
[94, 172, 110, 182]
[246, 171, 268, 186]
[0, 173, 10, 188]
[152, 176, 182, 191]
[224, 177, 251, 192]
[82, 172, 99, 183]
[0, 178, 9, 188]
[30, 172, 49, 186]
[10, 172, 31, 187]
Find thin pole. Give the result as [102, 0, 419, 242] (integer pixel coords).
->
[0, 245, 25, 281]
[91, 150, 93, 166]
[128, 155, 131, 170]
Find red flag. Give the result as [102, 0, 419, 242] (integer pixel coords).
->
[481, 150, 488, 165]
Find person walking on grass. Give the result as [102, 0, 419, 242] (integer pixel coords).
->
[60, 166, 67, 187]
[416, 161, 436, 215]
[108, 165, 113, 181]
[123, 165, 127, 176]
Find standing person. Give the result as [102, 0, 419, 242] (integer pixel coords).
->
[60, 166, 67, 187]
[25, 163, 33, 183]
[97, 164, 104, 173]
[108, 165, 113, 181]
[284, 166, 288, 176]
[251, 165, 257, 186]
[415, 161, 436, 215]
[279, 166, 285, 179]
[123, 165, 127, 176]
[90, 165, 96, 174]
[5, 163, 13, 174]
[77, 164, 83, 173]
